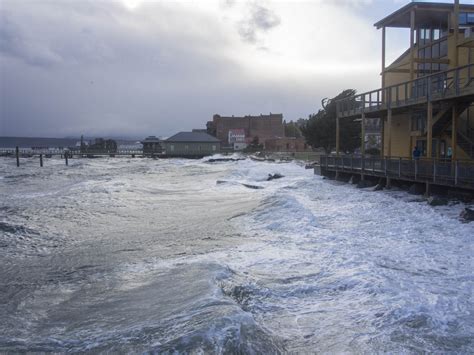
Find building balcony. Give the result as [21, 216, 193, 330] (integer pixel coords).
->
[336, 64, 474, 119]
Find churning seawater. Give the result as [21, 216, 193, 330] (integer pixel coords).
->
[0, 156, 473, 353]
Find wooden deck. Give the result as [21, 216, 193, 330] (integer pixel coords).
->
[337, 64, 474, 119]
[319, 155, 474, 191]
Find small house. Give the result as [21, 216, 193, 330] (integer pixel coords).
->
[141, 136, 162, 155]
[163, 131, 220, 158]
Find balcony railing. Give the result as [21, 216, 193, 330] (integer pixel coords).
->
[320, 155, 474, 189]
[336, 64, 474, 118]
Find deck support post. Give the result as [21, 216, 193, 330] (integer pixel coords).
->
[40, 154, 43, 167]
[427, 101, 433, 158]
[409, 9, 415, 83]
[380, 116, 385, 158]
[425, 182, 431, 197]
[452, 105, 458, 161]
[454, 0, 459, 68]
[361, 111, 366, 157]
[386, 177, 391, 189]
[15, 146, 19, 167]
[454, 160, 458, 185]
[336, 108, 340, 157]
[65, 152, 69, 166]
[382, 26, 386, 89]
[387, 109, 392, 157]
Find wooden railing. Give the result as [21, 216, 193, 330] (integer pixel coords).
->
[336, 64, 474, 118]
[320, 155, 474, 189]
[0, 148, 144, 156]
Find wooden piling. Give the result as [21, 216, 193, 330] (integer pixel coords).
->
[40, 154, 43, 167]
[65, 152, 69, 166]
[15, 146, 20, 167]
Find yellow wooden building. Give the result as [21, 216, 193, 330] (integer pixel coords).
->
[322, 1, 474, 191]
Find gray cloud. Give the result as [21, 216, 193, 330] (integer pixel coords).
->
[0, 0, 381, 139]
[237, 3, 281, 44]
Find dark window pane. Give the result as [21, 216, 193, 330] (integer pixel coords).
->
[459, 13, 467, 25]
[418, 49, 424, 58]
[440, 40, 448, 57]
[432, 43, 440, 57]
[424, 47, 431, 58]
[467, 13, 474, 24]
[440, 63, 448, 71]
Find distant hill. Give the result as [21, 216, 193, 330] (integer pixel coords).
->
[0, 137, 140, 148]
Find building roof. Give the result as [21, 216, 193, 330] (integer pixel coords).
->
[166, 131, 220, 143]
[214, 113, 283, 120]
[374, 2, 474, 29]
[140, 136, 161, 143]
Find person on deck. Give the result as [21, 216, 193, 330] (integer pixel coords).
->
[412, 146, 421, 160]
[447, 146, 452, 160]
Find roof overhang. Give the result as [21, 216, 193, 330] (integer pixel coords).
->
[374, 2, 474, 29]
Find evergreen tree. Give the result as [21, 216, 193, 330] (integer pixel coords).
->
[301, 89, 360, 154]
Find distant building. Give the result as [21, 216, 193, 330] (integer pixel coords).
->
[265, 137, 311, 152]
[81, 137, 117, 153]
[162, 131, 220, 158]
[141, 136, 162, 155]
[208, 113, 285, 148]
[228, 128, 247, 151]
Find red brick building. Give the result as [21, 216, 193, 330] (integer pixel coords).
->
[208, 113, 285, 147]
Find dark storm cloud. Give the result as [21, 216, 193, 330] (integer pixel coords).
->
[237, 3, 281, 44]
[0, 0, 379, 138]
[0, 0, 247, 137]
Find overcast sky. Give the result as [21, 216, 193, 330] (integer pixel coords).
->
[0, 0, 464, 138]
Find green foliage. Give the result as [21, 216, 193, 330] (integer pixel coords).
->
[301, 89, 361, 154]
[284, 121, 302, 138]
[243, 136, 264, 152]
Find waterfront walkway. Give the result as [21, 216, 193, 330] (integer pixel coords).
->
[319, 155, 474, 191]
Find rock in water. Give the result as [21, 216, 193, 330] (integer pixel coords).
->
[460, 208, 474, 222]
[356, 180, 376, 188]
[207, 158, 245, 163]
[267, 173, 284, 181]
[242, 183, 264, 189]
[373, 184, 384, 191]
[427, 196, 448, 206]
[408, 183, 425, 195]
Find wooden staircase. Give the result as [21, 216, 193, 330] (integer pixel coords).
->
[457, 131, 474, 159]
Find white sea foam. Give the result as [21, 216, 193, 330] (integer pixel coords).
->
[0, 156, 472, 353]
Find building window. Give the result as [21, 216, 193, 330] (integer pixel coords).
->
[170, 145, 174, 152]
[185, 145, 189, 150]
[459, 13, 474, 26]
[411, 113, 426, 132]
[212, 145, 216, 151]
[416, 139, 427, 157]
[468, 13, 474, 25]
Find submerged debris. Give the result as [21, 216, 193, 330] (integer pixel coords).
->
[242, 183, 264, 189]
[427, 196, 449, 206]
[460, 207, 474, 222]
[207, 158, 245, 163]
[267, 173, 284, 181]
[216, 180, 264, 189]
